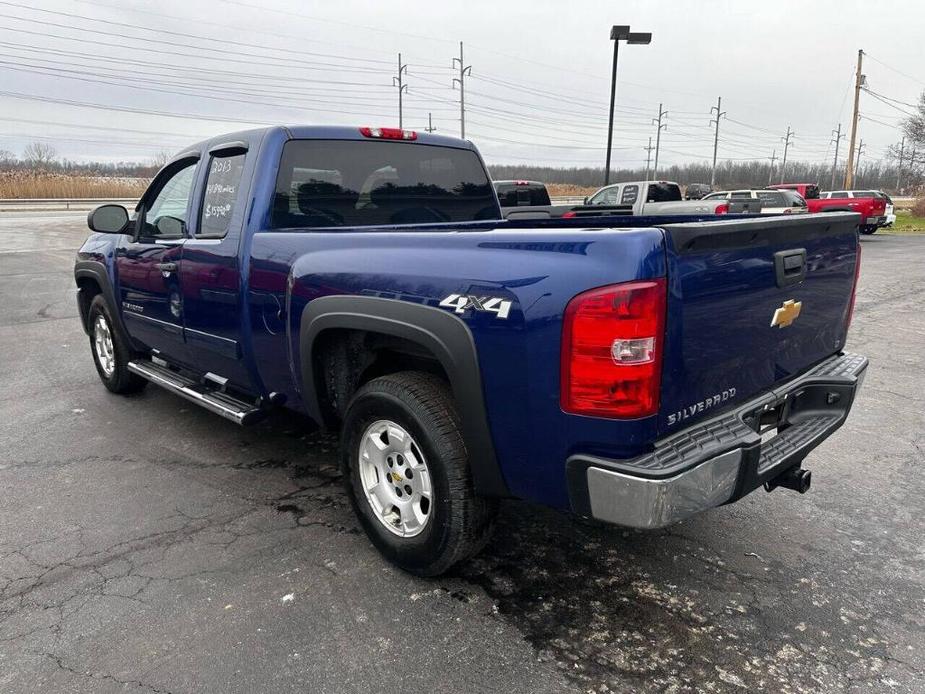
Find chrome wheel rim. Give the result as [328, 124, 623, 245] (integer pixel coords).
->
[358, 420, 433, 538]
[93, 314, 116, 377]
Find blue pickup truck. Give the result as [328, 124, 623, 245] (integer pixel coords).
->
[75, 125, 867, 575]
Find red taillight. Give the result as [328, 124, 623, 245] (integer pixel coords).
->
[560, 279, 667, 418]
[846, 243, 862, 330]
[562, 210, 577, 219]
[714, 203, 729, 214]
[359, 126, 417, 141]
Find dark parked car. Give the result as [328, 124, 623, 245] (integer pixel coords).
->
[684, 183, 712, 199]
[493, 180, 551, 207]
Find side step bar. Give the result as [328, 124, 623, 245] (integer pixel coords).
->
[127, 360, 265, 426]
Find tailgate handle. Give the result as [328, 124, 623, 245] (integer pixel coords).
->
[774, 249, 806, 287]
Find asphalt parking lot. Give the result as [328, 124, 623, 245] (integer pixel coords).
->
[0, 213, 922, 693]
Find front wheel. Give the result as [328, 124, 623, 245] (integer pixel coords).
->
[88, 295, 147, 394]
[341, 371, 497, 576]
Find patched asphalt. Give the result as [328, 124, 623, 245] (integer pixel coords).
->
[0, 213, 922, 693]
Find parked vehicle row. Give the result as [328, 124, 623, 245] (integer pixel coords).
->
[76, 124, 866, 575]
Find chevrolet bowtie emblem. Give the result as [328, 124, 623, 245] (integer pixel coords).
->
[771, 299, 802, 328]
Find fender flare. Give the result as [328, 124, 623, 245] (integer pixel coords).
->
[300, 295, 508, 498]
[74, 260, 128, 337]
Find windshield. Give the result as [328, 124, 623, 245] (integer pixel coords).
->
[271, 139, 499, 228]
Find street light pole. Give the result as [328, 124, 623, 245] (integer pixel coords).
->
[604, 26, 651, 185]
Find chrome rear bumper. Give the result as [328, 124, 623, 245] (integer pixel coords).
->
[567, 352, 868, 529]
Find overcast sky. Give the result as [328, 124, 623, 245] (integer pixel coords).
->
[2, 0, 923, 170]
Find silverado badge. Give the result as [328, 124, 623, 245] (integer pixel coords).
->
[771, 299, 802, 328]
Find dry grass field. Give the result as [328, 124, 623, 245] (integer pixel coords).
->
[0, 172, 149, 199]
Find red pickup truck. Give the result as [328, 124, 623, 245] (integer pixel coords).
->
[768, 183, 887, 234]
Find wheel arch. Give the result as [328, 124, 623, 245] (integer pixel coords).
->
[75, 260, 125, 336]
[300, 295, 508, 498]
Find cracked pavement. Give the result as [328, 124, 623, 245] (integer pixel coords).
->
[0, 213, 922, 693]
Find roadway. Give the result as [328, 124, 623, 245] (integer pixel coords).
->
[0, 212, 922, 693]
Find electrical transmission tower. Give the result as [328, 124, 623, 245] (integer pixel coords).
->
[393, 53, 408, 128]
[830, 123, 845, 189]
[780, 126, 794, 184]
[709, 96, 726, 187]
[643, 137, 654, 182]
[652, 103, 668, 178]
[451, 42, 471, 138]
[854, 139, 866, 182]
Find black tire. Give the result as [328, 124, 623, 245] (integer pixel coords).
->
[860, 226, 877, 235]
[87, 294, 147, 394]
[341, 371, 497, 576]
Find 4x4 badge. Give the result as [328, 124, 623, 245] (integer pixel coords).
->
[439, 294, 512, 319]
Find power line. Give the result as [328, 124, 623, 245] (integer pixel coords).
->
[865, 53, 925, 88]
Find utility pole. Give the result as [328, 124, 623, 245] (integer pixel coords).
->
[392, 53, 408, 129]
[451, 41, 471, 139]
[845, 49, 864, 189]
[425, 112, 436, 133]
[652, 103, 668, 179]
[768, 149, 778, 186]
[895, 136, 905, 190]
[854, 139, 866, 183]
[709, 96, 726, 187]
[830, 123, 845, 190]
[643, 136, 654, 182]
[780, 126, 794, 184]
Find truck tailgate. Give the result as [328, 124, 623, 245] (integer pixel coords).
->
[658, 213, 860, 435]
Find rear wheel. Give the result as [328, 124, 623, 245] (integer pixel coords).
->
[88, 295, 147, 394]
[341, 371, 497, 576]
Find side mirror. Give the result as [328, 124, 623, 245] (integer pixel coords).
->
[154, 215, 186, 238]
[87, 204, 129, 234]
[583, 196, 589, 205]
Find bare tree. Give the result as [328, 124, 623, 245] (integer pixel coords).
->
[151, 149, 171, 170]
[902, 91, 925, 150]
[22, 141, 58, 170]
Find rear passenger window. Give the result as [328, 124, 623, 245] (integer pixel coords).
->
[621, 184, 638, 204]
[271, 140, 498, 228]
[830, 192, 849, 199]
[199, 152, 246, 237]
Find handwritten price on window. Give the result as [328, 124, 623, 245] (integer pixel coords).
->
[203, 203, 232, 219]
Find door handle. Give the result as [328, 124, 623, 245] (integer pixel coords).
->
[155, 262, 178, 273]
